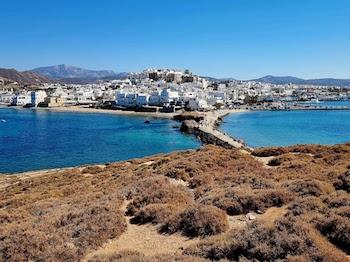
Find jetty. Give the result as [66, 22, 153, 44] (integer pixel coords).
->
[175, 110, 251, 151]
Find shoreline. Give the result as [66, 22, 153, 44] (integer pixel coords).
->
[0, 105, 180, 119]
[0, 108, 251, 176]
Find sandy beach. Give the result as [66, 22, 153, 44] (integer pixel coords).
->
[0, 105, 180, 119]
[37, 106, 180, 119]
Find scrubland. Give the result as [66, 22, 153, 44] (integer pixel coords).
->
[1, 143, 350, 261]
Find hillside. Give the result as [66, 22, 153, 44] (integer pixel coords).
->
[32, 64, 121, 80]
[0, 68, 51, 85]
[252, 75, 350, 87]
[0, 144, 349, 261]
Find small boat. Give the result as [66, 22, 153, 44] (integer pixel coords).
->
[1, 119, 6, 123]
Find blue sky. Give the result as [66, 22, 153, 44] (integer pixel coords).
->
[1, 0, 349, 79]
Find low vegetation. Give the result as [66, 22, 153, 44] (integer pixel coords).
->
[1, 143, 350, 261]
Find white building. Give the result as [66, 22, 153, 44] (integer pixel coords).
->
[148, 91, 161, 106]
[0, 92, 14, 104]
[116, 92, 126, 106]
[12, 92, 31, 106]
[136, 93, 150, 106]
[160, 88, 179, 104]
[188, 98, 209, 111]
[31, 91, 47, 106]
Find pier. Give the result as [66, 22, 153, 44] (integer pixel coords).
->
[176, 110, 252, 151]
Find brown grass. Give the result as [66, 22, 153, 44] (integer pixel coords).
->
[1, 144, 350, 260]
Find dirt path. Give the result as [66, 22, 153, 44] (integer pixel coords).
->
[227, 206, 288, 230]
[83, 201, 199, 261]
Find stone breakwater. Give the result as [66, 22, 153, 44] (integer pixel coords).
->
[175, 110, 251, 151]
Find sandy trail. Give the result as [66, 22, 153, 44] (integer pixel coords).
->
[83, 201, 199, 261]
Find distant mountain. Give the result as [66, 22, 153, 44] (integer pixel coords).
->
[31, 64, 121, 80]
[57, 73, 130, 84]
[252, 75, 350, 87]
[252, 75, 305, 85]
[202, 76, 236, 82]
[0, 68, 51, 85]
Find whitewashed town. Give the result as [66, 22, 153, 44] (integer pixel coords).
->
[1, 69, 350, 112]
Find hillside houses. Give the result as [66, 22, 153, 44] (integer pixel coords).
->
[1, 68, 349, 110]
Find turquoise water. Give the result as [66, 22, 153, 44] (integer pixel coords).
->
[221, 109, 350, 148]
[0, 108, 200, 173]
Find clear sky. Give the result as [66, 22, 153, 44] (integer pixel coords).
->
[1, 0, 349, 79]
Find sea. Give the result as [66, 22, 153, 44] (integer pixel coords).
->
[221, 101, 350, 148]
[0, 108, 200, 173]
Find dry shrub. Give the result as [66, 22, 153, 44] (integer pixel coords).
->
[252, 147, 288, 157]
[56, 203, 127, 256]
[335, 206, 350, 218]
[333, 170, 350, 192]
[161, 205, 229, 237]
[314, 214, 350, 254]
[130, 203, 184, 225]
[163, 168, 191, 181]
[201, 188, 294, 215]
[185, 216, 327, 261]
[125, 177, 193, 215]
[322, 191, 350, 209]
[0, 203, 127, 261]
[3, 144, 350, 260]
[283, 179, 333, 197]
[287, 197, 327, 216]
[157, 161, 204, 181]
[189, 173, 214, 189]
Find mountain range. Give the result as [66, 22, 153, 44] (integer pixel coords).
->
[252, 75, 350, 87]
[1, 65, 350, 87]
[31, 64, 123, 80]
[31, 64, 127, 82]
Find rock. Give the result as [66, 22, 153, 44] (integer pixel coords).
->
[246, 212, 256, 220]
[173, 112, 205, 122]
[180, 120, 198, 133]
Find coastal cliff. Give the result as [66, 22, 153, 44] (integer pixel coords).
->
[1, 143, 349, 261]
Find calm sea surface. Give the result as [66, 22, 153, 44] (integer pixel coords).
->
[0, 108, 200, 173]
[221, 102, 350, 148]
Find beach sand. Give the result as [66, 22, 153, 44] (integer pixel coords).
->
[35, 106, 179, 119]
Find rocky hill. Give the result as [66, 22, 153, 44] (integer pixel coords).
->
[0, 68, 51, 85]
[32, 64, 121, 80]
[1, 143, 349, 261]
